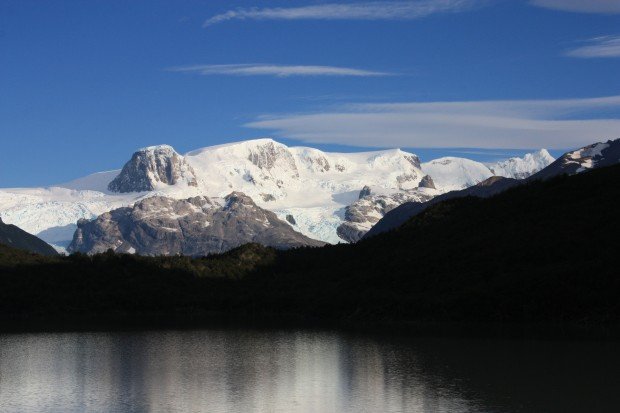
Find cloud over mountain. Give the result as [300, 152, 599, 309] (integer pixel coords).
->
[245, 96, 620, 149]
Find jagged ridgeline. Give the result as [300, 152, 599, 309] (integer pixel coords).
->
[0, 138, 558, 253]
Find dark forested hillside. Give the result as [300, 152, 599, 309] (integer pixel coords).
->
[0, 218, 58, 256]
[1, 164, 619, 327]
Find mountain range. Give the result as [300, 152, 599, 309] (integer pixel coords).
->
[2, 153, 618, 325]
[0, 139, 555, 255]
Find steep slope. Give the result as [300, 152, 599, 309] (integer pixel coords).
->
[488, 149, 554, 179]
[336, 187, 437, 243]
[366, 138, 618, 238]
[0, 218, 58, 256]
[68, 192, 324, 256]
[530, 140, 620, 180]
[108, 145, 198, 193]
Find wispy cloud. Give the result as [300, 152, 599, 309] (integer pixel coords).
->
[203, 0, 479, 27]
[245, 96, 620, 149]
[166, 64, 390, 77]
[448, 150, 516, 156]
[566, 35, 620, 58]
[530, 0, 620, 14]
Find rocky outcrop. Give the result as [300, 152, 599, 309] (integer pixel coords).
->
[68, 192, 324, 256]
[418, 175, 436, 189]
[358, 185, 372, 199]
[247, 140, 299, 178]
[108, 145, 197, 193]
[0, 217, 58, 256]
[337, 189, 436, 243]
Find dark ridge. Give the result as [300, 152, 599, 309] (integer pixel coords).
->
[0, 218, 58, 256]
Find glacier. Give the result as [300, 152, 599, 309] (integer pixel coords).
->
[0, 138, 554, 250]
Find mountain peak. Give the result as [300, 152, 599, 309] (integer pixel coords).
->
[108, 145, 198, 193]
[138, 144, 176, 153]
[488, 150, 555, 180]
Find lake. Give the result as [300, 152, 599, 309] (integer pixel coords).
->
[0, 328, 618, 413]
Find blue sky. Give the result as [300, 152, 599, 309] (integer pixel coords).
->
[1, 0, 619, 186]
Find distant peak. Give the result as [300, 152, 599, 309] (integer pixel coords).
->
[531, 148, 553, 160]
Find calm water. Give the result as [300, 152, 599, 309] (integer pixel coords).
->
[0, 329, 618, 413]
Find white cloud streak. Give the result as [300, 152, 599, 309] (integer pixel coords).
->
[167, 64, 390, 77]
[566, 35, 620, 58]
[245, 96, 620, 149]
[203, 0, 479, 27]
[530, 0, 620, 14]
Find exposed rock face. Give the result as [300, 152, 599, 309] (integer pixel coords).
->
[364, 177, 520, 239]
[418, 175, 436, 189]
[108, 145, 198, 193]
[337, 189, 436, 243]
[358, 185, 372, 199]
[247, 140, 299, 178]
[0, 217, 58, 256]
[68, 192, 324, 256]
[285, 214, 297, 225]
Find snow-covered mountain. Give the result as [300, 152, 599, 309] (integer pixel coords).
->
[421, 150, 555, 193]
[0, 138, 554, 251]
[489, 149, 555, 179]
[421, 157, 495, 192]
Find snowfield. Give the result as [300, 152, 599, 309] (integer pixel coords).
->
[0, 138, 554, 251]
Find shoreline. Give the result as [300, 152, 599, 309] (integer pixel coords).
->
[2, 312, 619, 341]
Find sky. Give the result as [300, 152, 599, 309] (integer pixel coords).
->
[1, 0, 619, 187]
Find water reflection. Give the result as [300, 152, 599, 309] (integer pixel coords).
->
[0, 329, 618, 413]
